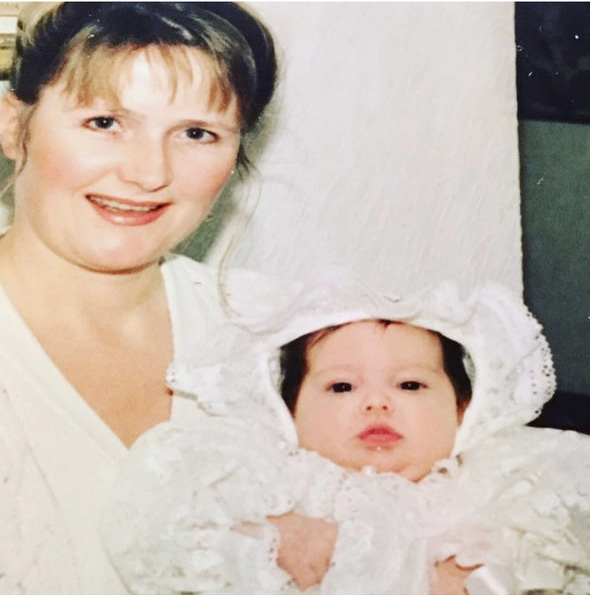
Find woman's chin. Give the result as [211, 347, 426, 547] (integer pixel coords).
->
[72, 244, 166, 275]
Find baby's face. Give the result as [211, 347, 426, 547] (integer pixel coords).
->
[294, 321, 462, 481]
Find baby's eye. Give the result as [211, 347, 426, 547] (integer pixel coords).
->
[329, 382, 353, 393]
[399, 381, 424, 391]
[184, 127, 216, 143]
[87, 116, 118, 130]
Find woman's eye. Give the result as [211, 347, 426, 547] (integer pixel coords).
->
[185, 127, 216, 142]
[87, 116, 117, 130]
[400, 381, 423, 391]
[329, 382, 353, 393]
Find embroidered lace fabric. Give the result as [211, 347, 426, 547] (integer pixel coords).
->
[102, 277, 590, 594]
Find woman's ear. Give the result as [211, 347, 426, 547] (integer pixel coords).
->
[0, 92, 23, 161]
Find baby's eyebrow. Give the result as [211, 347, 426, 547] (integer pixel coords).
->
[308, 364, 358, 376]
[395, 363, 445, 375]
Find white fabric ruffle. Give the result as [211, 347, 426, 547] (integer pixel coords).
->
[104, 418, 590, 594]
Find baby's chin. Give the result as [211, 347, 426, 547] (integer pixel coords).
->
[348, 459, 432, 482]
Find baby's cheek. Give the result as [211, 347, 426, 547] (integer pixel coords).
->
[420, 420, 457, 461]
[294, 415, 321, 451]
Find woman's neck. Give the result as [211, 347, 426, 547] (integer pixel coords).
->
[0, 227, 165, 326]
[0, 228, 174, 446]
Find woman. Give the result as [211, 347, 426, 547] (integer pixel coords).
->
[0, 3, 334, 593]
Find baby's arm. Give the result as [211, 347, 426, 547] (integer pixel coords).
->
[269, 513, 338, 590]
[430, 557, 477, 595]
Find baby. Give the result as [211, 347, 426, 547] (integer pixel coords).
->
[279, 319, 471, 482]
[280, 319, 476, 594]
[103, 280, 590, 595]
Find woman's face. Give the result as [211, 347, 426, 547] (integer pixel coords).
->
[1, 48, 240, 273]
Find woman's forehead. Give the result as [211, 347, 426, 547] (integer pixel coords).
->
[57, 44, 236, 116]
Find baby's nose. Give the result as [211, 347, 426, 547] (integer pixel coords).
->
[363, 392, 391, 412]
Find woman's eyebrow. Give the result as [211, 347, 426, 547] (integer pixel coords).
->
[177, 118, 240, 134]
[71, 103, 240, 134]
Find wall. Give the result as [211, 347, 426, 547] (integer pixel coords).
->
[182, 2, 522, 297]
[520, 120, 590, 397]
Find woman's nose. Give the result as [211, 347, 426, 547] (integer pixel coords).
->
[118, 135, 172, 192]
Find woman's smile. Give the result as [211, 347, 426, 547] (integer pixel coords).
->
[86, 195, 171, 226]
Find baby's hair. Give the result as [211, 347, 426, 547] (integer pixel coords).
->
[279, 320, 472, 414]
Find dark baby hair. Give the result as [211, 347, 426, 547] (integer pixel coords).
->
[279, 321, 472, 414]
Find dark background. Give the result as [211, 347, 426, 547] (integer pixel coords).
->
[516, 2, 590, 434]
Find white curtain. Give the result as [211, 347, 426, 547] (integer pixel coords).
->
[197, 2, 521, 296]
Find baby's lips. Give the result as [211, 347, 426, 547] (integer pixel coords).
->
[357, 424, 402, 447]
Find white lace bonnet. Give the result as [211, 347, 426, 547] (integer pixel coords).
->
[169, 274, 556, 457]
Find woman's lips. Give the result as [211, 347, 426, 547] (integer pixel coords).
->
[357, 424, 402, 449]
[86, 194, 170, 226]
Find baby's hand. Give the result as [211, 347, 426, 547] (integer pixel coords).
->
[269, 512, 338, 589]
[430, 556, 480, 595]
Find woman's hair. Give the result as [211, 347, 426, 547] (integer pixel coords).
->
[279, 320, 473, 415]
[8, 2, 278, 167]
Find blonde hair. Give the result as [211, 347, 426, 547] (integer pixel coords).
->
[8, 2, 277, 167]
